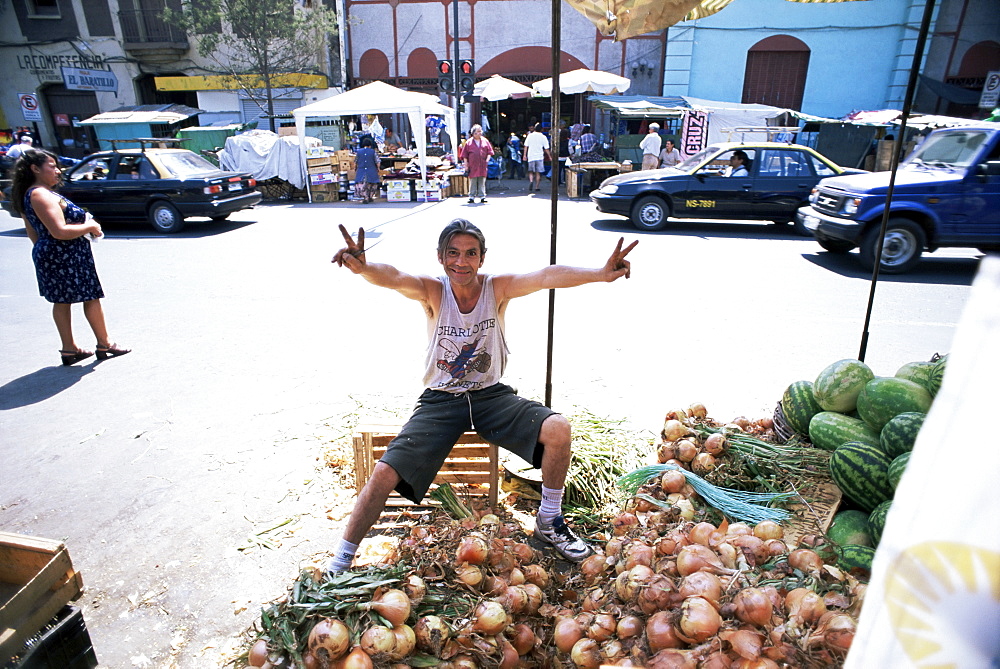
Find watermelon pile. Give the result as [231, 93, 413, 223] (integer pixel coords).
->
[779, 354, 948, 569]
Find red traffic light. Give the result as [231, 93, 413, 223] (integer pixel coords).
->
[438, 60, 451, 75]
[459, 59, 474, 74]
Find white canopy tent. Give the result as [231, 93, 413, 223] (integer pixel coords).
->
[291, 81, 456, 202]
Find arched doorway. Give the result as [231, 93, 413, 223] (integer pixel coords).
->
[947, 40, 1000, 117]
[407, 47, 438, 78]
[742, 35, 810, 111]
[358, 49, 390, 82]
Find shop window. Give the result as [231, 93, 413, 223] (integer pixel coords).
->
[29, 0, 61, 18]
[742, 35, 810, 111]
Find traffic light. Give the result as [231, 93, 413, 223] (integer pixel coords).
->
[437, 60, 454, 94]
[458, 59, 475, 95]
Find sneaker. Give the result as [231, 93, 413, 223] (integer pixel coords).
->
[534, 515, 594, 563]
[480, 198, 487, 203]
[468, 198, 475, 203]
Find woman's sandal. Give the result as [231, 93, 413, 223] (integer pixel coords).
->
[60, 349, 93, 366]
[96, 343, 131, 360]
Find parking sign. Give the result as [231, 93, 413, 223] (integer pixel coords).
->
[19, 92, 42, 121]
[980, 71, 1000, 109]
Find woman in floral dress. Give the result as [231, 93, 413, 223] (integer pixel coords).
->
[11, 149, 130, 366]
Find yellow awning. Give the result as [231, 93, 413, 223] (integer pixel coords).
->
[155, 73, 327, 92]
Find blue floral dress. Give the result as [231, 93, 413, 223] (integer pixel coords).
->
[23, 187, 104, 304]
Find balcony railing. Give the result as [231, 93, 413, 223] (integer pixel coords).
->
[119, 9, 187, 46]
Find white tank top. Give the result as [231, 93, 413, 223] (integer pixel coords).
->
[423, 275, 509, 393]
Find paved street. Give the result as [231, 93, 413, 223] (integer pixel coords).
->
[0, 181, 982, 667]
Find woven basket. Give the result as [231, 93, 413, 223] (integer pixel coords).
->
[772, 401, 798, 444]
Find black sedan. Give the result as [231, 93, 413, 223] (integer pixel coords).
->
[59, 148, 262, 233]
[590, 142, 863, 232]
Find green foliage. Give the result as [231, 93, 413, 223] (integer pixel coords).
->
[162, 0, 338, 113]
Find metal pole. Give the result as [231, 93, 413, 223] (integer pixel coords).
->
[452, 0, 461, 148]
[544, 0, 560, 408]
[858, 0, 936, 361]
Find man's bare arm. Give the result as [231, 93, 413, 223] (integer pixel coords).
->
[495, 237, 637, 301]
[332, 224, 439, 304]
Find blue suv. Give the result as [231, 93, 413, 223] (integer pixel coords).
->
[797, 124, 1000, 273]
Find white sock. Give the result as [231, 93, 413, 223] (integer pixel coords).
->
[538, 486, 564, 525]
[327, 538, 359, 574]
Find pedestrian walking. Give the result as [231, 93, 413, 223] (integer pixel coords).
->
[523, 123, 550, 192]
[460, 124, 494, 204]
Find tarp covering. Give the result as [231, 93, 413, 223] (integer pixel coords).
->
[918, 74, 982, 106]
[589, 95, 688, 117]
[532, 69, 632, 96]
[79, 104, 203, 126]
[291, 81, 456, 201]
[681, 96, 785, 145]
[565, 0, 866, 41]
[217, 130, 320, 190]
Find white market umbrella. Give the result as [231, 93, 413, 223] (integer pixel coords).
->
[473, 74, 533, 101]
[532, 68, 631, 97]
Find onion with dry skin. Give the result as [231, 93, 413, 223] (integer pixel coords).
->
[785, 587, 827, 624]
[456, 535, 489, 565]
[752, 520, 783, 541]
[308, 618, 350, 663]
[367, 589, 411, 627]
[612, 512, 640, 536]
[662, 419, 688, 441]
[675, 439, 699, 463]
[645, 610, 683, 652]
[637, 574, 676, 614]
[809, 611, 857, 651]
[732, 587, 774, 627]
[509, 622, 536, 655]
[248, 639, 269, 667]
[788, 548, 824, 575]
[571, 637, 602, 669]
[678, 571, 722, 608]
[660, 470, 687, 494]
[402, 574, 426, 606]
[335, 646, 374, 669]
[390, 625, 415, 659]
[455, 563, 484, 589]
[586, 612, 617, 642]
[414, 616, 450, 655]
[676, 544, 734, 577]
[688, 402, 708, 418]
[498, 638, 519, 669]
[678, 596, 722, 643]
[473, 600, 508, 635]
[554, 617, 584, 653]
[615, 564, 653, 602]
[359, 625, 396, 657]
[522, 563, 549, 588]
[725, 628, 764, 660]
[616, 614, 644, 639]
[702, 432, 726, 455]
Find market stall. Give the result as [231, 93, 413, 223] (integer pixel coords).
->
[291, 82, 456, 203]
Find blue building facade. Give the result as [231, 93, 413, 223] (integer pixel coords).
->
[663, 0, 937, 119]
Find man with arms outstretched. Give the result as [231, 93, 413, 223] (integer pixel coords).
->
[327, 219, 637, 572]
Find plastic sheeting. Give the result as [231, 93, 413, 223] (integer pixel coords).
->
[217, 130, 320, 190]
[846, 253, 1000, 668]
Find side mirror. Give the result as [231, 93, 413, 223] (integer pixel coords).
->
[975, 160, 1000, 182]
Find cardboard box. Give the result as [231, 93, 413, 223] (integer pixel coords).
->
[305, 147, 324, 158]
[307, 156, 332, 167]
[312, 190, 337, 203]
[0, 532, 84, 664]
[386, 189, 412, 201]
[310, 172, 337, 185]
[308, 164, 333, 175]
[385, 179, 410, 190]
[335, 149, 351, 160]
[338, 160, 353, 172]
[417, 189, 443, 202]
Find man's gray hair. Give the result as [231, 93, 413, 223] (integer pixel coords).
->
[438, 219, 487, 255]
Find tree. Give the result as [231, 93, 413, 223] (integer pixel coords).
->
[165, 0, 339, 132]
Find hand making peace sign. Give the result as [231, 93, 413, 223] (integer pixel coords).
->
[604, 237, 638, 281]
[332, 224, 367, 272]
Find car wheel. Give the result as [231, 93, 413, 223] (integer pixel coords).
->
[630, 195, 669, 231]
[148, 201, 185, 234]
[211, 214, 230, 223]
[817, 238, 854, 254]
[859, 218, 925, 273]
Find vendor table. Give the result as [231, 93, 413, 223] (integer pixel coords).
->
[567, 162, 623, 199]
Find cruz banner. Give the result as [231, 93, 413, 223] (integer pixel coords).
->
[62, 67, 118, 95]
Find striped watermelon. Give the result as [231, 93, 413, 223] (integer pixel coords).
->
[895, 361, 937, 393]
[829, 441, 894, 512]
[888, 452, 911, 490]
[813, 359, 875, 412]
[808, 412, 881, 452]
[856, 377, 933, 432]
[926, 354, 948, 396]
[880, 412, 926, 459]
[781, 380, 823, 436]
[869, 500, 892, 545]
[837, 544, 876, 573]
[827, 510, 873, 547]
